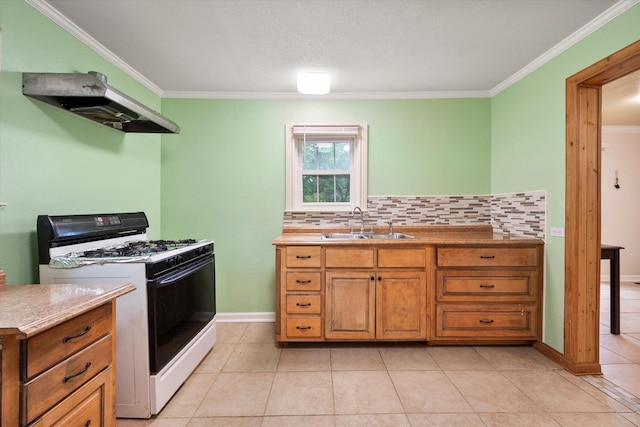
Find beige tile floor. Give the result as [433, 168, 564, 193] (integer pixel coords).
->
[117, 290, 640, 427]
[598, 281, 640, 400]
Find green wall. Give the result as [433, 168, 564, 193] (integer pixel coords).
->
[491, 4, 640, 350]
[160, 98, 491, 313]
[0, 0, 164, 282]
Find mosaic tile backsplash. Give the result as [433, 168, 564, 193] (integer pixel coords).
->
[283, 190, 546, 239]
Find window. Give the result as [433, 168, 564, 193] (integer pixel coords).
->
[286, 124, 367, 212]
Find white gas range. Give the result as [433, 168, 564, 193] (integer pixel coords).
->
[37, 212, 216, 418]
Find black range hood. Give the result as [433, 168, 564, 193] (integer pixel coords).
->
[22, 71, 180, 134]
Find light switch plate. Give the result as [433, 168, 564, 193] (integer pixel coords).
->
[550, 227, 565, 237]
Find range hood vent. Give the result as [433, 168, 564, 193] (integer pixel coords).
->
[22, 72, 180, 134]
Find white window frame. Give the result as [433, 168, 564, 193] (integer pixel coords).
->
[285, 124, 368, 212]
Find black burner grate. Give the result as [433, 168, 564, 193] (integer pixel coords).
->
[78, 239, 197, 258]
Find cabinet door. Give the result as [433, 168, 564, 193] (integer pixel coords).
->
[376, 272, 427, 340]
[325, 271, 375, 340]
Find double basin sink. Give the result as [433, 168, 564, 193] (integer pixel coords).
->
[321, 232, 415, 240]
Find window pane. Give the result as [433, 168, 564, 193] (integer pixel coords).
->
[335, 142, 350, 170]
[302, 175, 318, 202]
[317, 143, 334, 170]
[318, 175, 334, 202]
[302, 143, 318, 170]
[336, 175, 350, 202]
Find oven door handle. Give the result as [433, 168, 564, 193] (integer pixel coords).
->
[157, 257, 213, 287]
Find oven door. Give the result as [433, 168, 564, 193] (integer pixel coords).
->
[147, 254, 215, 373]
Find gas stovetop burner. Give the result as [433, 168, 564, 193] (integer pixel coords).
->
[77, 239, 199, 259]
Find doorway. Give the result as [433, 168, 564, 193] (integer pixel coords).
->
[564, 40, 640, 374]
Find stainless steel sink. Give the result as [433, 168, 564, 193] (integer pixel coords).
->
[321, 233, 369, 240]
[368, 233, 416, 240]
[321, 232, 415, 240]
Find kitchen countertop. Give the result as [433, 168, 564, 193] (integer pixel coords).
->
[272, 225, 544, 246]
[0, 282, 135, 338]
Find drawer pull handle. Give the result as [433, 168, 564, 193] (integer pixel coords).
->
[85, 420, 92, 427]
[296, 302, 311, 307]
[480, 255, 495, 259]
[296, 255, 312, 259]
[296, 326, 312, 331]
[479, 284, 495, 289]
[479, 319, 495, 324]
[296, 279, 311, 284]
[63, 361, 91, 383]
[63, 325, 92, 343]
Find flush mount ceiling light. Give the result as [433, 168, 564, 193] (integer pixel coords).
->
[297, 72, 331, 95]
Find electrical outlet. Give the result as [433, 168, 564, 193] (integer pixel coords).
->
[550, 227, 565, 237]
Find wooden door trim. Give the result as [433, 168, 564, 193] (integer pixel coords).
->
[564, 40, 640, 374]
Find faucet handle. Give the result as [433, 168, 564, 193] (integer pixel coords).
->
[386, 220, 393, 235]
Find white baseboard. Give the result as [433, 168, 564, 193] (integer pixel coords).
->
[216, 312, 275, 323]
[600, 275, 640, 283]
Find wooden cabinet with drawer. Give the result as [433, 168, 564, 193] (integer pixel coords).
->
[276, 246, 324, 341]
[1, 283, 132, 427]
[434, 245, 543, 343]
[20, 302, 115, 426]
[324, 247, 428, 341]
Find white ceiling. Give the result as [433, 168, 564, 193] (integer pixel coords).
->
[31, 0, 640, 124]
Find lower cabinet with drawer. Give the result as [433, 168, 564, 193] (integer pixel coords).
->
[434, 245, 543, 343]
[275, 244, 429, 343]
[2, 302, 116, 426]
[276, 246, 324, 342]
[274, 240, 543, 345]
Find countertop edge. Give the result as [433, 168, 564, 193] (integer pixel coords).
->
[272, 230, 544, 246]
[0, 283, 136, 338]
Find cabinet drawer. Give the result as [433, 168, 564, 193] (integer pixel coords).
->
[286, 295, 321, 314]
[286, 317, 322, 338]
[22, 334, 112, 425]
[33, 366, 112, 427]
[26, 303, 112, 379]
[437, 270, 536, 302]
[325, 248, 374, 268]
[435, 304, 536, 338]
[286, 246, 322, 268]
[286, 272, 321, 291]
[437, 247, 538, 267]
[378, 248, 426, 268]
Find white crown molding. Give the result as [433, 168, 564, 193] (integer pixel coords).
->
[490, 0, 640, 97]
[25, 0, 163, 96]
[163, 90, 491, 100]
[602, 125, 640, 133]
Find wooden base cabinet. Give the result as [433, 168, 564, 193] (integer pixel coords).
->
[434, 245, 543, 343]
[1, 302, 117, 427]
[276, 245, 429, 343]
[277, 246, 324, 341]
[275, 240, 542, 345]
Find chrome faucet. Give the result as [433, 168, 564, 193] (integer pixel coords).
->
[387, 220, 393, 235]
[352, 206, 365, 233]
